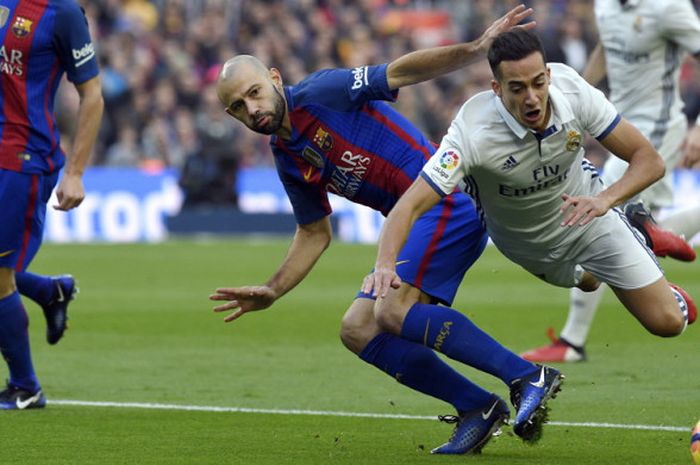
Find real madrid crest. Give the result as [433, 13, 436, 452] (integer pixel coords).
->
[565, 130, 582, 152]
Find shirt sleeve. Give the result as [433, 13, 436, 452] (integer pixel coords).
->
[660, 0, 700, 56]
[272, 150, 332, 225]
[53, 2, 99, 84]
[570, 71, 621, 140]
[420, 113, 471, 196]
[292, 64, 398, 111]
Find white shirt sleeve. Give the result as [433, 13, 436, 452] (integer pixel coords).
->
[421, 112, 473, 196]
[660, 0, 700, 55]
[568, 69, 620, 139]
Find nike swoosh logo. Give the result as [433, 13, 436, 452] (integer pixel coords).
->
[15, 391, 42, 409]
[303, 166, 313, 181]
[55, 280, 65, 303]
[395, 260, 410, 266]
[529, 366, 546, 388]
[481, 399, 499, 420]
[0, 249, 15, 257]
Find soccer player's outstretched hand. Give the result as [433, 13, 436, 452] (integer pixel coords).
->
[361, 266, 402, 299]
[560, 193, 610, 227]
[53, 173, 85, 211]
[210, 286, 277, 322]
[477, 4, 536, 53]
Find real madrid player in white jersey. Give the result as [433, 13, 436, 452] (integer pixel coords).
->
[362, 29, 696, 356]
[523, 0, 700, 363]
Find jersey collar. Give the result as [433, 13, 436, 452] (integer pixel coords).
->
[620, 0, 640, 9]
[494, 80, 575, 140]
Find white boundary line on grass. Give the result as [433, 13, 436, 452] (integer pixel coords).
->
[50, 399, 688, 433]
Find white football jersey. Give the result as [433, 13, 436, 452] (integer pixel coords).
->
[595, 0, 700, 137]
[422, 63, 619, 259]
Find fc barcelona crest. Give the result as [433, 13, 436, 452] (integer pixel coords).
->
[312, 126, 333, 152]
[565, 130, 582, 152]
[12, 16, 32, 38]
[0, 7, 10, 28]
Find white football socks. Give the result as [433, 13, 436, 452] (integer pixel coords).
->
[659, 204, 700, 243]
[560, 285, 606, 348]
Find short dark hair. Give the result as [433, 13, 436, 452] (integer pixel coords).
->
[487, 29, 547, 79]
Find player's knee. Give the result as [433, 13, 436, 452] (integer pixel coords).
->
[339, 313, 377, 354]
[645, 308, 685, 337]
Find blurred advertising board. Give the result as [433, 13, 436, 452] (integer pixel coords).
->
[44, 167, 700, 244]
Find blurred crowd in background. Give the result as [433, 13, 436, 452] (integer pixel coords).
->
[55, 0, 700, 207]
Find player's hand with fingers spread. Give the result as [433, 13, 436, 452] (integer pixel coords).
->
[53, 173, 85, 211]
[361, 265, 402, 299]
[560, 193, 611, 227]
[209, 285, 277, 322]
[477, 4, 536, 53]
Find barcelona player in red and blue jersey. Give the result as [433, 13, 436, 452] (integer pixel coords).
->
[0, 0, 103, 409]
[211, 6, 562, 454]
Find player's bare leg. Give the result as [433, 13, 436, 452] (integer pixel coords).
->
[610, 277, 695, 336]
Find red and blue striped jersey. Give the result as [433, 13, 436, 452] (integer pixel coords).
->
[0, 0, 98, 174]
[271, 64, 437, 225]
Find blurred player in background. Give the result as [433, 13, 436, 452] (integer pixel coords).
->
[0, 0, 103, 409]
[210, 6, 563, 455]
[522, 0, 700, 363]
[363, 29, 696, 377]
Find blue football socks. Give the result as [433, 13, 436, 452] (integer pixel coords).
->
[0, 291, 40, 393]
[359, 332, 493, 412]
[401, 303, 537, 385]
[15, 271, 56, 306]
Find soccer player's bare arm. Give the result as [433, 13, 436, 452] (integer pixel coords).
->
[210, 216, 332, 322]
[385, 4, 534, 90]
[363, 177, 441, 298]
[55, 76, 104, 211]
[560, 119, 665, 228]
[596, 118, 665, 208]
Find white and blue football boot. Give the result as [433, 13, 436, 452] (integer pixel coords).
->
[431, 395, 510, 455]
[0, 384, 46, 410]
[509, 364, 564, 442]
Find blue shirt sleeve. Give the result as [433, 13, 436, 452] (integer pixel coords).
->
[52, 1, 99, 84]
[290, 64, 398, 112]
[272, 148, 332, 225]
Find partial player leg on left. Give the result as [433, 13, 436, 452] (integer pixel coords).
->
[0, 171, 49, 409]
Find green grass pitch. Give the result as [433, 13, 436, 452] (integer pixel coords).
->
[3, 239, 699, 465]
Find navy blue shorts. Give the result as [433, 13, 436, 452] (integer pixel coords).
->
[358, 191, 487, 306]
[0, 169, 57, 272]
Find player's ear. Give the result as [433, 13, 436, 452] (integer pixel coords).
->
[491, 79, 502, 97]
[269, 68, 283, 86]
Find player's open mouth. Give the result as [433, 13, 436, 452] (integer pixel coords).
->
[524, 109, 540, 123]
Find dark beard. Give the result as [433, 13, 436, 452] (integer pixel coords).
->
[252, 86, 286, 135]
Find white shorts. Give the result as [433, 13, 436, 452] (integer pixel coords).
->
[507, 209, 663, 289]
[602, 116, 686, 208]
